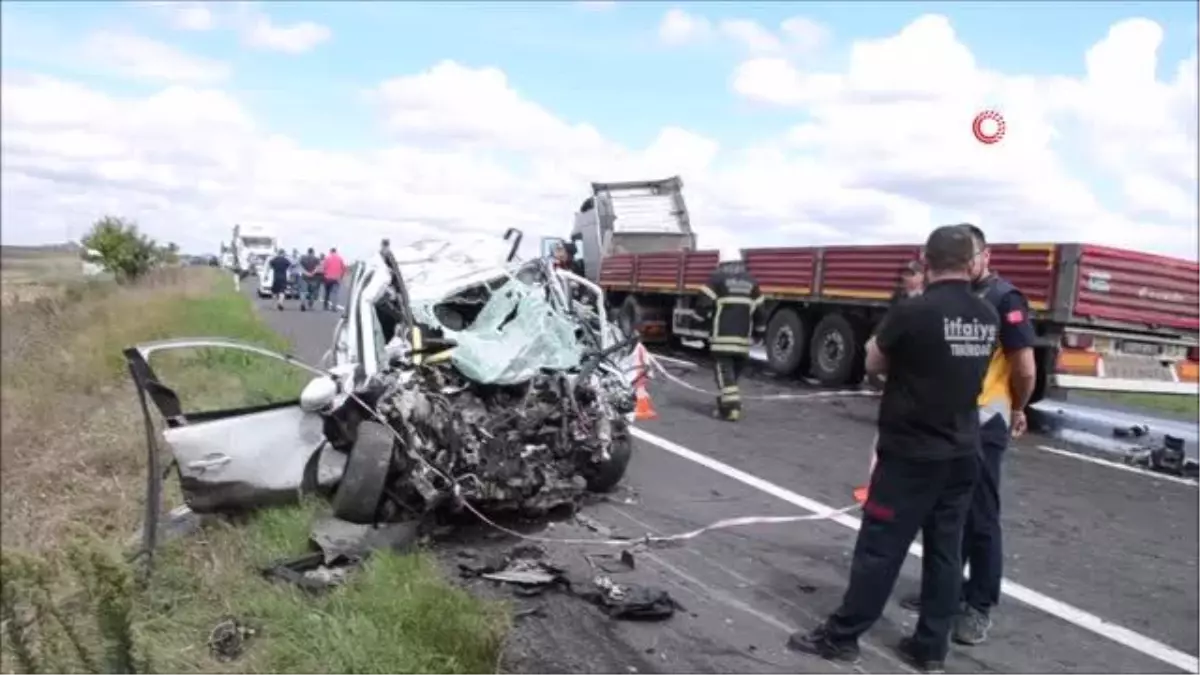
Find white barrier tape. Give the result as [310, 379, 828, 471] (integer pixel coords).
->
[457, 497, 863, 548]
[644, 351, 880, 402]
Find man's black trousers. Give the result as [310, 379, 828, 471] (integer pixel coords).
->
[712, 353, 746, 414]
[824, 452, 979, 660]
[961, 416, 1007, 614]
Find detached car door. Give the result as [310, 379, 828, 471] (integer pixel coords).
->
[125, 338, 346, 513]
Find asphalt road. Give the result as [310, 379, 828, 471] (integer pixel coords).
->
[249, 287, 1199, 674]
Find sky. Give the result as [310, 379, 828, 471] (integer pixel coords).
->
[1, 0, 1196, 262]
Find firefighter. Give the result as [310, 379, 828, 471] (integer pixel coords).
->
[697, 247, 763, 421]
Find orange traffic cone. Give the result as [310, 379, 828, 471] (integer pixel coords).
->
[853, 435, 878, 504]
[633, 344, 658, 421]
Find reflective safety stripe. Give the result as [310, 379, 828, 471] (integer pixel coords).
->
[720, 393, 741, 403]
[426, 349, 454, 364]
[711, 296, 755, 343]
[698, 285, 718, 300]
[711, 343, 751, 355]
[751, 295, 764, 310]
[721, 386, 739, 395]
[717, 296, 754, 306]
[410, 326, 424, 366]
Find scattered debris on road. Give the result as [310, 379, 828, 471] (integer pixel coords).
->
[458, 543, 677, 621]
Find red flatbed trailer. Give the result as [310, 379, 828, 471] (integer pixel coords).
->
[564, 177, 1199, 401]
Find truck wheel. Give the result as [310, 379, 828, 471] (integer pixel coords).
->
[810, 313, 861, 387]
[585, 432, 632, 493]
[765, 308, 808, 376]
[331, 421, 394, 524]
[618, 296, 642, 338]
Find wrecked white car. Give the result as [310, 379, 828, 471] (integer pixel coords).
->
[126, 229, 640, 534]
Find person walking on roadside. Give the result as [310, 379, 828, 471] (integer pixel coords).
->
[696, 247, 763, 422]
[787, 225, 999, 673]
[267, 248, 292, 311]
[898, 224, 1038, 646]
[322, 247, 346, 311]
[297, 247, 321, 312]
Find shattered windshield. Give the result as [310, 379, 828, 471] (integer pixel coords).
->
[408, 269, 583, 384]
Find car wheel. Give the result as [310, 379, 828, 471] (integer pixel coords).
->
[585, 430, 633, 493]
[809, 313, 862, 387]
[331, 421, 395, 524]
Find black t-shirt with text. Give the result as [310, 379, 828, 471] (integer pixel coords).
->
[875, 279, 1000, 461]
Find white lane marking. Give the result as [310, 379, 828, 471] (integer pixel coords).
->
[630, 427, 1200, 674]
[609, 504, 910, 673]
[1035, 445, 1198, 488]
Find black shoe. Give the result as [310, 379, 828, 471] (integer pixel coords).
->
[786, 627, 861, 664]
[900, 594, 921, 612]
[895, 637, 945, 673]
[300, 304, 307, 312]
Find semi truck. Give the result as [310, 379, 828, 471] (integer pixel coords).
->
[545, 176, 1200, 403]
[220, 224, 279, 277]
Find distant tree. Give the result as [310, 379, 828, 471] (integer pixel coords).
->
[80, 216, 161, 282]
[154, 241, 181, 265]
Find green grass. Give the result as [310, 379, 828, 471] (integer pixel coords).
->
[1080, 391, 1199, 419]
[141, 504, 507, 674]
[1, 268, 508, 674]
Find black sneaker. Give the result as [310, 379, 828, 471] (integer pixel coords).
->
[900, 594, 921, 612]
[952, 605, 992, 645]
[895, 637, 945, 673]
[786, 627, 861, 664]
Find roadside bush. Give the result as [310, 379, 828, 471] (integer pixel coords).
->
[81, 217, 178, 282]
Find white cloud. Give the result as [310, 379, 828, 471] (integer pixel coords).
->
[659, 8, 831, 56]
[1, 15, 1196, 263]
[80, 31, 230, 84]
[143, 1, 216, 31]
[143, 1, 331, 54]
[731, 14, 1198, 253]
[658, 8, 712, 46]
[235, 4, 332, 54]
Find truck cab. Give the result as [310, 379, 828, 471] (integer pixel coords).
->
[543, 176, 697, 286]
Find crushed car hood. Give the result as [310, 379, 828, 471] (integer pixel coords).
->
[393, 237, 516, 306]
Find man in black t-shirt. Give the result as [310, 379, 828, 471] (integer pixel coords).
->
[267, 249, 292, 311]
[788, 225, 999, 673]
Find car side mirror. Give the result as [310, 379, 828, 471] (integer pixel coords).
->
[300, 375, 339, 412]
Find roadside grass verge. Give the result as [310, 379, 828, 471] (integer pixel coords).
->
[1, 269, 507, 673]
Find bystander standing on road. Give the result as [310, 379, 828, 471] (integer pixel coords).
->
[891, 260, 925, 307]
[787, 225, 1000, 673]
[867, 260, 926, 390]
[297, 247, 321, 312]
[314, 253, 327, 306]
[899, 224, 1038, 646]
[324, 247, 348, 309]
[322, 247, 346, 311]
[267, 248, 292, 311]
